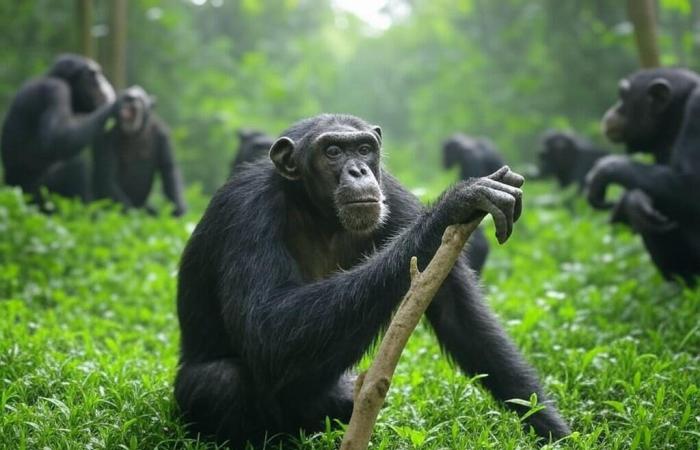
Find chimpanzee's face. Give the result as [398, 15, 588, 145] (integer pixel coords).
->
[270, 121, 387, 234]
[538, 134, 573, 175]
[601, 74, 672, 153]
[118, 92, 148, 134]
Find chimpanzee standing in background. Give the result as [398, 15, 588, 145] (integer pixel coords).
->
[537, 130, 610, 190]
[442, 133, 506, 275]
[93, 86, 186, 217]
[230, 128, 275, 174]
[1, 54, 117, 205]
[175, 114, 570, 448]
[586, 68, 700, 284]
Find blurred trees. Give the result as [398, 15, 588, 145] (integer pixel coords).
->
[1, 0, 700, 191]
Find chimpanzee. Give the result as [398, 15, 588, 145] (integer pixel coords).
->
[442, 133, 505, 181]
[442, 134, 506, 275]
[586, 68, 700, 284]
[230, 129, 274, 174]
[1, 54, 117, 204]
[93, 86, 186, 217]
[175, 114, 570, 448]
[537, 130, 609, 190]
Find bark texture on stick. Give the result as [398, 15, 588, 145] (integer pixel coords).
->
[340, 218, 483, 450]
[627, 0, 661, 68]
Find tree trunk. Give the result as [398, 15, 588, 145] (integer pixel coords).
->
[108, 0, 127, 89]
[76, 0, 94, 58]
[627, 0, 661, 67]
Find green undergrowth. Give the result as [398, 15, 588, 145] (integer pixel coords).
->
[0, 181, 698, 450]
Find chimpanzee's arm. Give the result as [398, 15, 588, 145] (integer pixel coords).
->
[588, 89, 700, 220]
[156, 126, 186, 217]
[92, 133, 133, 207]
[586, 157, 700, 220]
[218, 169, 522, 392]
[38, 80, 115, 161]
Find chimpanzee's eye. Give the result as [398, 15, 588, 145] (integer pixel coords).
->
[358, 144, 372, 156]
[325, 145, 342, 158]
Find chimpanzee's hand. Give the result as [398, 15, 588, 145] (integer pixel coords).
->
[611, 189, 678, 233]
[442, 166, 524, 244]
[585, 155, 629, 209]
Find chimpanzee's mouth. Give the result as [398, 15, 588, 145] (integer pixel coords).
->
[120, 107, 135, 121]
[343, 198, 380, 206]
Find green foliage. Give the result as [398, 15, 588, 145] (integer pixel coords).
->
[2, 1, 700, 191]
[0, 183, 698, 449]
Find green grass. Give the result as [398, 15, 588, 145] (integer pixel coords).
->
[0, 181, 698, 450]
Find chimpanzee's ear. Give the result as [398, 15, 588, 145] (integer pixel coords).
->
[372, 126, 382, 144]
[269, 137, 301, 180]
[648, 78, 672, 112]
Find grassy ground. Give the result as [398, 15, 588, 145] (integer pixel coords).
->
[0, 181, 698, 450]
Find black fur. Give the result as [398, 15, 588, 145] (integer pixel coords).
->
[537, 130, 609, 190]
[230, 129, 275, 174]
[93, 86, 186, 216]
[443, 133, 505, 181]
[1, 54, 116, 205]
[442, 134, 506, 274]
[175, 114, 569, 448]
[588, 68, 700, 284]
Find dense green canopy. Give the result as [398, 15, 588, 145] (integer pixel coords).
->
[2, 1, 699, 191]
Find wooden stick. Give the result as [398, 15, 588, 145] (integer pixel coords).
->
[340, 218, 483, 450]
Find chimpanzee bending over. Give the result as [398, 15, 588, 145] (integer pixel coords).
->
[537, 130, 609, 190]
[229, 129, 274, 174]
[443, 133, 505, 180]
[93, 86, 186, 217]
[1, 54, 117, 205]
[587, 68, 700, 284]
[175, 114, 570, 448]
[442, 134, 505, 275]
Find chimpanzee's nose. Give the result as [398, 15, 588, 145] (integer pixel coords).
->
[345, 161, 369, 179]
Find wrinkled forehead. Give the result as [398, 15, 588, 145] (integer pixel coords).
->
[312, 130, 380, 149]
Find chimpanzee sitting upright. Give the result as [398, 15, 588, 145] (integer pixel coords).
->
[229, 129, 274, 174]
[93, 86, 186, 217]
[1, 54, 117, 204]
[442, 134, 505, 275]
[175, 114, 570, 448]
[586, 68, 700, 284]
[537, 130, 609, 190]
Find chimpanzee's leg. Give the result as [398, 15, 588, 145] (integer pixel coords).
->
[426, 259, 570, 440]
[43, 156, 90, 201]
[174, 358, 268, 448]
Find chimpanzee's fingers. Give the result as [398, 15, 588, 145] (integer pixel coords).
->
[475, 185, 515, 244]
[486, 166, 510, 181]
[479, 177, 523, 223]
[487, 166, 525, 188]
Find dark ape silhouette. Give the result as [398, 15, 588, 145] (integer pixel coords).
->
[230, 129, 274, 175]
[587, 68, 700, 283]
[175, 114, 570, 448]
[1, 54, 117, 205]
[537, 130, 609, 190]
[93, 86, 186, 216]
